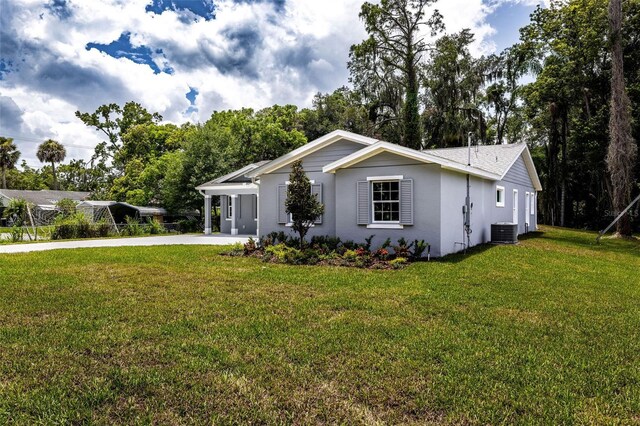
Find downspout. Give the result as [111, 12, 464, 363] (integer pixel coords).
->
[464, 133, 473, 253]
[251, 177, 260, 238]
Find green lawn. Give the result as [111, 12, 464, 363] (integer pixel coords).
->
[0, 227, 639, 424]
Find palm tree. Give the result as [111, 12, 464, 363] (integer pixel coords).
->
[37, 139, 66, 190]
[0, 137, 21, 189]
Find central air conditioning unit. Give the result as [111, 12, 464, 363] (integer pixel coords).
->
[491, 223, 518, 244]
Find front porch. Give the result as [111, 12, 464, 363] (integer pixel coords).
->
[197, 182, 259, 236]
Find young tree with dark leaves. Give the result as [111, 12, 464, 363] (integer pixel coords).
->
[285, 160, 324, 249]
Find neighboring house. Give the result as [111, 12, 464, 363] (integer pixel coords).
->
[197, 130, 542, 257]
[0, 189, 90, 211]
[0, 189, 91, 226]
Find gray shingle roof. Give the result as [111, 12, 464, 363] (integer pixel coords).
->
[198, 161, 270, 187]
[424, 143, 526, 177]
[0, 189, 90, 207]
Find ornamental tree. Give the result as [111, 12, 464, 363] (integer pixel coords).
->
[285, 160, 324, 248]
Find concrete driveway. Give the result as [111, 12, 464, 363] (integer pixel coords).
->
[0, 234, 251, 254]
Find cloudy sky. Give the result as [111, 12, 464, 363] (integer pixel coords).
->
[0, 0, 544, 166]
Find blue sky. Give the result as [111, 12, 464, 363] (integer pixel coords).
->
[0, 0, 542, 165]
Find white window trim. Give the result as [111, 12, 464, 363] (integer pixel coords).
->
[225, 195, 233, 221]
[366, 175, 403, 181]
[496, 185, 505, 208]
[370, 179, 401, 224]
[367, 224, 404, 229]
[253, 194, 258, 221]
[530, 192, 535, 215]
[285, 180, 315, 185]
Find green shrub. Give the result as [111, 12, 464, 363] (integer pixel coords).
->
[393, 238, 412, 258]
[264, 244, 304, 264]
[122, 216, 145, 236]
[389, 257, 408, 269]
[227, 242, 244, 256]
[148, 219, 166, 235]
[310, 235, 342, 252]
[363, 235, 375, 251]
[411, 240, 429, 259]
[354, 255, 372, 268]
[244, 237, 257, 255]
[342, 249, 358, 261]
[6, 198, 27, 226]
[94, 221, 112, 238]
[176, 219, 200, 234]
[341, 240, 358, 250]
[55, 198, 77, 218]
[10, 226, 24, 243]
[51, 213, 113, 240]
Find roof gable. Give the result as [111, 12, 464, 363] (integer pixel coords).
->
[322, 141, 502, 180]
[245, 130, 379, 178]
[198, 161, 270, 187]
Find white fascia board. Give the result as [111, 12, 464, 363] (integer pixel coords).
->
[211, 164, 258, 184]
[323, 141, 501, 181]
[245, 130, 379, 178]
[196, 182, 259, 195]
[500, 144, 543, 191]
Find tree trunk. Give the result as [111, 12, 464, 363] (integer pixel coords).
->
[607, 0, 638, 236]
[403, 59, 422, 150]
[560, 109, 568, 228]
[1, 165, 6, 189]
[51, 161, 58, 190]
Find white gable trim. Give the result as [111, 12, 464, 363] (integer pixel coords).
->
[196, 182, 259, 195]
[210, 163, 261, 184]
[322, 141, 502, 180]
[245, 130, 379, 178]
[500, 145, 543, 191]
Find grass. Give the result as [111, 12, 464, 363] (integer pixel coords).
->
[0, 226, 639, 424]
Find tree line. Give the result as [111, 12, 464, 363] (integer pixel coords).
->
[1, 0, 638, 233]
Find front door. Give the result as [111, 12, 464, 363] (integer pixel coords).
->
[513, 189, 519, 224]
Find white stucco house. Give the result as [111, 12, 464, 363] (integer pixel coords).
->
[196, 130, 542, 257]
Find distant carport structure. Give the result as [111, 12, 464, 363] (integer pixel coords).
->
[118, 203, 167, 223]
[77, 200, 118, 222]
[77, 201, 167, 225]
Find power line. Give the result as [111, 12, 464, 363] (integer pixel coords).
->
[1, 134, 98, 150]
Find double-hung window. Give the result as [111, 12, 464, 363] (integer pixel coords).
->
[357, 176, 413, 227]
[226, 195, 233, 220]
[371, 181, 400, 223]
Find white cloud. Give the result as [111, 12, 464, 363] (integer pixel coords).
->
[0, 0, 542, 166]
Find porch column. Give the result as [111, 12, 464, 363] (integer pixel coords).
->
[255, 193, 260, 237]
[204, 194, 212, 235]
[231, 194, 238, 235]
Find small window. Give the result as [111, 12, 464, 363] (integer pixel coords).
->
[530, 192, 535, 214]
[226, 195, 233, 220]
[372, 181, 400, 222]
[496, 186, 505, 207]
[253, 195, 258, 220]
